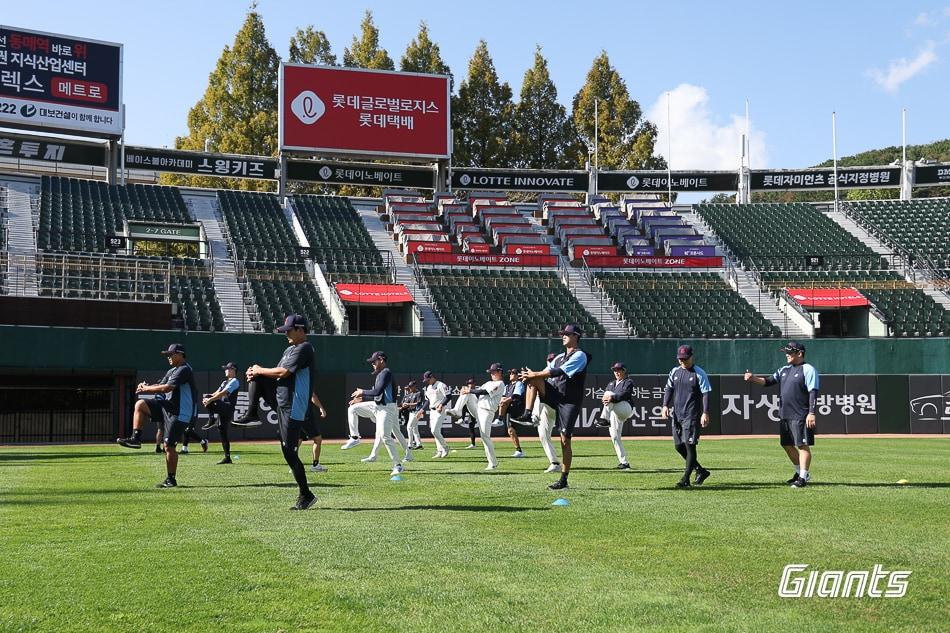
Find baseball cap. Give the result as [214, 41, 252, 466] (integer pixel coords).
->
[559, 324, 583, 337]
[486, 362, 503, 373]
[677, 345, 694, 359]
[546, 352, 556, 362]
[160, 343, 186, 356]
[422, 370, 434, 380]
[780, 341, 806, 353]
[221, 361, 238, 370]
[611, 362, 626, 371]
[276, 314, 307, 333]
[465, 377, 476, 385]
[367, 351, 387, 363]
[406, 380, 417, 389]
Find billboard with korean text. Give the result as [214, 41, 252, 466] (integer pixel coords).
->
[280, 63, 450, 159]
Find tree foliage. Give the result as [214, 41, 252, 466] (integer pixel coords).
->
[343, 11, 394, 70]
[400, 22, 450, 76]
[452, 40, 514, 168]
[289, 26, 337, 66]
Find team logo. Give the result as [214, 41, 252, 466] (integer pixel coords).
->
[291, 90, 325, 125]
[779, 564, 911, 598]
[318, 166, 332, 180]
[582, 249, 590, 256]
[909, 389, 950, 421]
[515, 248, 523, 255]
[338, 288, 354, 296]
[459, 174, 472, 186]
[793, 294, 807, 301]
[626, 176, 640, 189]
[20, 104, 36, 118]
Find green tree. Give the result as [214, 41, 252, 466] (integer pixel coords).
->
[452, 40, 514, 167]
[571, 51, 664, 171]
[511, 46, 580, 169]
[400, 22, 450, 76]
[343, 11, 394, 70]
[289, 26, 337, 65]
[163, 9, 279, 191]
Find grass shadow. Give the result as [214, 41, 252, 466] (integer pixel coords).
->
[337, 504, 547, 513]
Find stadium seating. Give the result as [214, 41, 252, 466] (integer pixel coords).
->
[845, 199, 950, 271]
[292, 195, 390, 283]
[759, 270, 950, 337]
[595, 271, 781, 338]
[695, 203, 881, 270]
[243, 262, 335, 334]
[218, 190, 299, 263]
[421, 268, 606, 337]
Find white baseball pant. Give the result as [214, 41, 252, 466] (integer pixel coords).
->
[451, 393, 497, 467]
[602, 399, 632, 465]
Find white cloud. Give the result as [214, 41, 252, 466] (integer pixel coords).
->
[646, 83, 768, 170]
[914, 12, 935, 27]
[868, 41, 938, 92]
[913, 6, 950, 27]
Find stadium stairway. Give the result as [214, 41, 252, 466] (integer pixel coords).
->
[1, 177, 40, 296]
[560, 263, 628, 336]
[353, 201, 445, 336]
[184, 191, 257, 332]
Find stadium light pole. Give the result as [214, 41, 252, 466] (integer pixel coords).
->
[832, 111, 839, 213]
[745, 98, 751, 170]
[594, 98, 599, 172]
[667, 91, 673, 206]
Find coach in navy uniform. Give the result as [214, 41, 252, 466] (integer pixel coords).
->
[597, 362, 634, 470]
[661, 345, 712, 488]
[202, 361, 241, 465]
[745, 341, 819, 488]
[515, 324, 590, 490]
[116, 343, 198, 489]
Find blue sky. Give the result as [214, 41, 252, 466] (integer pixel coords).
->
[4, 1, 949, 169]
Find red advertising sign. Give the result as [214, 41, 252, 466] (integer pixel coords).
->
[571, 245, 616, 259]
[336, 284, 413, 304]
[465, 242, 491, 254]
[280, 64, 450, 159]
[414, 252, 558, 267]
[406, 241, 453, 254]
[584, 255, 724, 268]
[786, 288, 869, 308]
[503, 244, 552, 256]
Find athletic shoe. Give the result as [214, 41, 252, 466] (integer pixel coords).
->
[290, 493, 317, 511]
[490, 418, 505, 427]
[341, 438, 361, 450]
[617, 462, 631, 470]
[463, 443, 477, 449]
[154, 444, 164, 453]
[179, 445, 190, 455]
[791, 478, 808, 488]
[361, 456, 377, 463]
[217, 457, 233, 465]
[544, 463, 562, 473]
[786, 473, 801, 485]
[484, 463, 498, 471]
[547, 479, 568, 490]
[432, 451, 444, 459]
[675, 479, 691, 489]
[402, 451, 414, 463]
[391, 464, 404, 476]
[512, 411, 534, 424]
[231, 413, 262, 427]
[512, 450, 525, 458]
[200, 439, 209, 453]
[593, 417, 611, 428]
[200, 420, 217, 431]
[156, 477, 177, 488]
[116, 437, 141, 449]
[694, 468, 711, 486]
[409, 443, 423, 450]
[310, 463, 328, 473]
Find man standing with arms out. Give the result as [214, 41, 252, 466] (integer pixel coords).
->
[515, 325, 590, 490]
[202, 361, 240, 465]
[661, 345, 713, 488]
[744, 341, 819, 488]
[498, 368, 526, 458]
[597, 362, 634, 470]
[244, 314, 318, 510]
[116, 343, 198, 489]
[350, 351, 404, 476]
[421, 370, 451, 458]
[448, 363, 506, 470]
[400, 381, 424, 450]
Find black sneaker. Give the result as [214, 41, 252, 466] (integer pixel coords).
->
[201, 420, 218, 431]
[156, 477, 177, 488]
[791, 478, 808, 488]
[617, 462, 631, 470]
[547, 479, 569, 490]
[512, 411, 534, 424]
[593, 418, 611, 428]
[290, 493, 317, 510]
[786, 473, 801, 485]
[675, 479, 691, 488]
[217, 457, 233, 465]
[232, 413, 263, 427]
[694, 468, 711, 486]
[155, 444, 164, 453]
[117, 437, 141, 449]
[200, 439, 209, 453]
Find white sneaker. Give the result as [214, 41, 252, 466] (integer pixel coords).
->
[484, 463, 498, 471]
[310, 463, 328, 473]
[402, 451, 414, 463]
[391, 464, 404, 476]
[464, 443, 477, 449]
[544, 463, 562, 473]
[179, 446, 189, 454]
[361, 455, 377, 463]
[341, 438, 361, 450]
[512, 450, 525, 458]
[432, 451, 444, 459]
[490, 418, 504, 427]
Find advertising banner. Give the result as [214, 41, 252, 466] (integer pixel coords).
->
[583, 255, 723, 268]
[598, 171, 739, 192]
[786, 288, 869, 308]
[750, 167, 901, 191]
[452, 168, 589, 192]
[335, 284, 413, 304]
[413, 252, 558, 267]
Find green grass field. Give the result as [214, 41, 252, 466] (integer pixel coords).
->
[1, 437, 947, 633]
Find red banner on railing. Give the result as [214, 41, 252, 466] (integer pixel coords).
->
[786, 288, 869, 308]
[406, 241, 453, 254]
[584, 255, 723, 268]
[570, 245, 616, 259]
[502, 243, 552, 256]
[336, 284, 414, 304]
[414, 252, 558, 267]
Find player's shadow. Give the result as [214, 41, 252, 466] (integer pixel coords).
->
[198, 482, 348, 489]
[683, 481, 950, 491]
[337, 504, 546, 513]
[0, 452, 136, 462]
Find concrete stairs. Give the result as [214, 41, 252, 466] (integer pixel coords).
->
[1, 178, 40, 296]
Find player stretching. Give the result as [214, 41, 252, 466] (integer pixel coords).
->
[596, 362, 634, 470]
[201, 361, 240, 464]
[421, 370, 452, 458]
[448, 363, 506, 470]
[498, 368, 526, 457]
[350, 351, 405, 476]
[661, 346, 712, 488]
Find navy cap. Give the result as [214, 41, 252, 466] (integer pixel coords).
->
[406, 380, 417, 389]
[276, 314, 307, 333]
[465, 377, 476, 385]
[611, 362, 626, 371]
[780, 341, 806, 353]
[160, 343, 186, 356]
[367, 351, 387, 363]
[221, 361, 238, 370]
[422, 370, 434, 380]
[559, 324, 583, 337]
[677, 345, 694, 359]
[487, 362, 503, 374]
